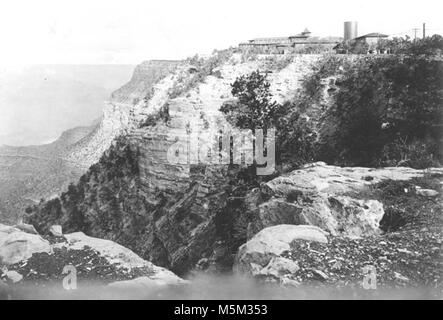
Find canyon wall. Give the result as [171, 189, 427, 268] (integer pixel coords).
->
[25, 53, 332, 274]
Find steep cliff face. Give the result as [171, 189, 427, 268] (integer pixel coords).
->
[65, 60, 182, 167]
[0, 125, 96, 224]
[26, 53, 329, 274]
[0, 61, 184, 224]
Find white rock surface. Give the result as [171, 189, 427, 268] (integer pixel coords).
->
[267, 162, 443, 196]
[62, 232, 152, 269]
[5, 270, 23, 283]
[0, 224, 185, 287]
[60, 232, 184, 285]
[13, 224, 38, 235]
[416, 189, 439, 198]
[0, 224, 51, 265]
[257, 257, 300, 278]
[235, 225, 327, 276]
[49, 225, 63, 237]
[252, 162, 443, 237]
[108, 272, 186, 290]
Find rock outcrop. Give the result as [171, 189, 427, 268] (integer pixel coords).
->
[246, 162, 443, 238]
[0, 223, 184, 289]
[234, 225, 328, 283]
[65, 60, 182, 168]
[21, 52, 442, 279]
[25, 54, 324, 275]
[233, 164, 442, 290]
[0, 224, 51, 265]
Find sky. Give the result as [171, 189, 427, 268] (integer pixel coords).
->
[0, 0, 442, 65]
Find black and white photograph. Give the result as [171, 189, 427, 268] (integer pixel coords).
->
[0, 0, 442, 307]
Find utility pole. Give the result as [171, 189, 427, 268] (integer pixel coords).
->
[423, 23, 426, 39]
[413, 28, 420, 41]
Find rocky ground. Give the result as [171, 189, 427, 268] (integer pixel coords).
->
[0, 224, 185, 299]
[1, 163, 442, 299]
[235, 165, 443, 299]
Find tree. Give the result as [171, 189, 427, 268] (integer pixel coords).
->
[220, 70, 285, 130]
[380, 34, 443, 55]
[220, 70, 318, 169]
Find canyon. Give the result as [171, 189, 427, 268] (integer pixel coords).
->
[0, 51, 441, 296]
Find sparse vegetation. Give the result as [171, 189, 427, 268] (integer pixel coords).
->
[379, 34, 443, 55]
[139, 103, 170, 128]
[169, 49, 234, 99]
[318, 54, 442, 167]
[220, 70, 319, 170]
[262, 55, 294, 71]
[26, 136, 143, 237]
[16, 35, 443, 287]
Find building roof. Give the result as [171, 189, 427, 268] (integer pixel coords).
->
[249, 37, 290, 43]
[356, 32, 389, 39]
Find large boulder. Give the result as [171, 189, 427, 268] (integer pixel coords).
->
[5, 270, 23, 283]
[13, 223, 38, 235]
[256, 256, 300, 280]
[0, 224, 51, 265]
[266, 162, 443, 196]
[61, 232, 162, 269]
[246, 162, 441, 238]
[234, 224, 328, 278]
[49, 225, 63, 237]
[2, 227, 185, 288]
[59, 232, 185, 286]
[249, 193, 384, 238]
[108, 271, 186, 290]
[297, 195, 384, 237]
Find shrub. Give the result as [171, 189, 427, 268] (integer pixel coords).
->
[169, 49, 234, 99]
[381, 138, 441, 169]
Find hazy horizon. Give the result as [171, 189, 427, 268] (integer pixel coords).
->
[1, 0, 442, 146]
[0, 0, 442, 65]
[0, 64, 135, 146]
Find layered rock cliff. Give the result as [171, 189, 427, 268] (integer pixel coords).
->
[64, 60, 182, 167]
[25, 53, 328, 274]
[17, 51, 443, 290]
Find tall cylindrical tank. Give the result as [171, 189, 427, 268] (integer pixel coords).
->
[344, 21, 358, 41]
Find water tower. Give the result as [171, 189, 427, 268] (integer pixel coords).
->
[344, 21, 358, 41]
